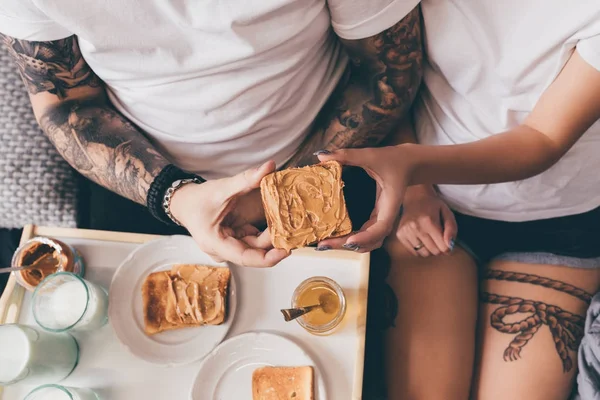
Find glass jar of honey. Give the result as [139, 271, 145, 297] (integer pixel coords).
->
[291, 276, 346, 335]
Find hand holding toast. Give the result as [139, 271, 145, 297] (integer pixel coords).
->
[317, 147, 407, 252]
[170, 161, 289, 267]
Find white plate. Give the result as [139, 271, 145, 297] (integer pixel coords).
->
[191, 332, 327, 400]
[109, 235, 237, 366]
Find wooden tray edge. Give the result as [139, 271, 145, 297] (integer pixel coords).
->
[353, 252, 370, 400]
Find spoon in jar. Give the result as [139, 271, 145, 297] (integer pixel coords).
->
[280, 292, 337, 322]
[0, 254, 54, 274]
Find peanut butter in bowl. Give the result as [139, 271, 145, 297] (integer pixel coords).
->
[12, 237, 85, 291]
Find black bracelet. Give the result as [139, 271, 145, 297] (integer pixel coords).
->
[147, 164, 205, 225]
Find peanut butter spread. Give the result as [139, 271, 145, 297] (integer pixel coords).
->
[19, 241, 63, 287]
[260, 161, 352, 251]
[165, 264, 224, 325]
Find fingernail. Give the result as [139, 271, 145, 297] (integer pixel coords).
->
[316, 245, 331, 251]
[256, 230, 263, 236]
[343, 243, 360, 251]
[313, 150, 331, 156]
[448, 238, 455, 251]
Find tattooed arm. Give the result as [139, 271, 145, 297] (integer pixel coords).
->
[0, 34, 169, 205]
[284, 6, 423, 167]
[1, 33, 288, 267]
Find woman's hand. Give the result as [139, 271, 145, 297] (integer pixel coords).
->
[316, 146, 410, 252]
[396, 185, 457, 257]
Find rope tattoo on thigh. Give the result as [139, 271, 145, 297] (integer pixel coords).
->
[481, 270, 592, 373]
[485, 270, 592, 303]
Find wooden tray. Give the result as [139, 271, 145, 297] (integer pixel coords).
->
[0, 226, 370, 399]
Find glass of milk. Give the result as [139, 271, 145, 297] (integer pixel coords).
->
[32, 272, 109, 332]
[0, 324, 79, 385]
[25, 384, 99, 400]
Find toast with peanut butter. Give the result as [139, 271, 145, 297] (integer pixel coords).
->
[142, 264, 230, 335]
[260, 161, 352, 251]
[252, 366, 314, 400]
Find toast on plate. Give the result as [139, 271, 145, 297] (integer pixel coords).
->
[260, 160, 352, 251]
[252, 366, 314, 400]
[142, 264, 230, 335]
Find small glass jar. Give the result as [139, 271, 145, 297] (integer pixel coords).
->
[0, 324, 79, 386]
[25, 384, 98, 400]
[291, 276, 346, 335]
[13, 237, 85, 291]
[33, 272, 109, 333]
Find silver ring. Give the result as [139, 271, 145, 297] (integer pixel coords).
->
[413, 243, 424, 251]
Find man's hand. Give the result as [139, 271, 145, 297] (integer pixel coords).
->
[170, 161, 289, 268]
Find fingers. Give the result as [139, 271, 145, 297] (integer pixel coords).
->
[233, 224, 260, 239]
[402, 229, 431, 257]
[413, 216, 448, 254]
[412, 229, 440, 255]
[315, 148, 376, 169]
[222, 160, 276, 199]
[342, 188, 402, 252]
[398, 234, 419, 257]
[191, 225, 287, 268]
[315, 234, 351, 251]
[213, 235, 289, 268]
[397, 216, 449, 256]
[241, 229, 273, 249]
[441, 205, 458, 251]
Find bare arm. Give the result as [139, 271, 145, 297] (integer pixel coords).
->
[402, 51, 600, 186]
[284, 6, 423, 167]
[316, 50, 600, 250]
[1, 34, 169, 205]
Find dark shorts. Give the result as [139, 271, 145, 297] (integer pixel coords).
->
[453, 207, 600, 268]
[342, 166, 600, 267]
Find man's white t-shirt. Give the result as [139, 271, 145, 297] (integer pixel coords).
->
[2, 1, 600, 222]
[414, 0, 600, 221]
[0, 0, 418, 179]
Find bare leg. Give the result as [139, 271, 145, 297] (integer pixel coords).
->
[472, 261, 600, 400]
[384, 239, 478, 399]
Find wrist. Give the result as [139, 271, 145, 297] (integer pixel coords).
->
[168, 181, 200, 227]
[394, 142, 418, 184]
[164, 177, 204, 226]
[404, 184, 437, 203]
[146, 164, 205, 225]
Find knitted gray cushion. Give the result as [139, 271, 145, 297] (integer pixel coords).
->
[0, 45, 78, 228]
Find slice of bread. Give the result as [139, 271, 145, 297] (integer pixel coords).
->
[252, 366, 314, 400]
[142, 264, 230, 335]
[260, 160, 352, 251]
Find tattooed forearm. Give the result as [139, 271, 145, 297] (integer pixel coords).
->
[0, 34, 100, 99]
[285, 6, 423, 167]
[1, 33, 169, 204]
[481, 270, 592, 373]
[40, 101, 169, 204]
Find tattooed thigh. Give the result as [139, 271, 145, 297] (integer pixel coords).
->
[472, 261, 600, 400]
